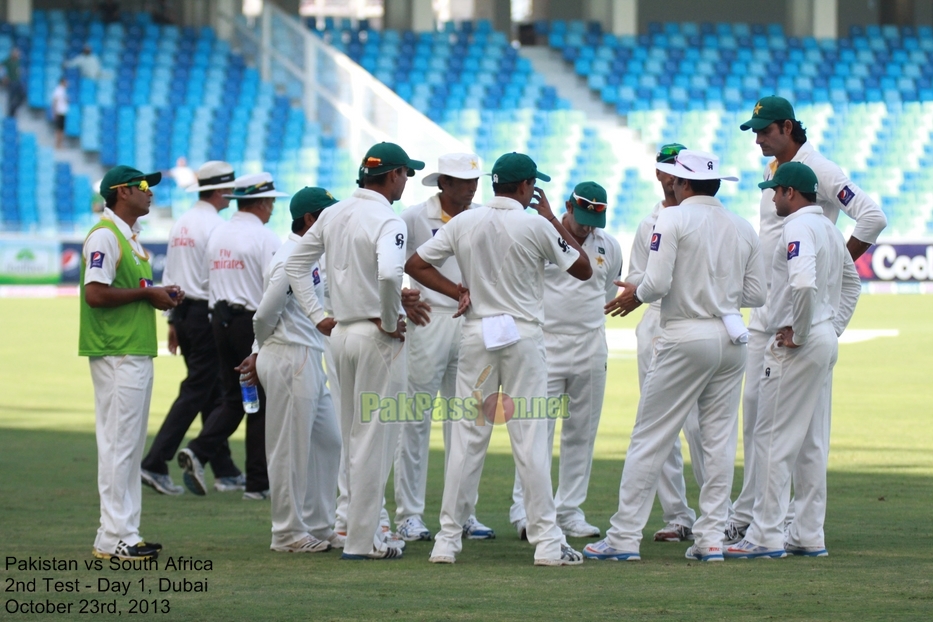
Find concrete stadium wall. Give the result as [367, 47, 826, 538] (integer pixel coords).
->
[637, 0, 789, 32]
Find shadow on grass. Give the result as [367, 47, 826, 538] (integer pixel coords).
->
[1, 428, 930, 622]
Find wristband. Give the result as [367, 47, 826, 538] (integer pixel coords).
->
[548, 215, 557, 223]
[632, 289, 642, 305]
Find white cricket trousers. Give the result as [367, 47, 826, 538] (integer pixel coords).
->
[510, 327, 607, 526]
[636, 305, 704, 528]
[330, 320, 405, 556]
[606, 319, 744, 552]
[731, 327, 770, 526]
[90, 355, 153, 553]
[394, 311, 461, 523]
[746, 322, 837, 550]
[257, 342, 341, 547]
[431, 319, 566, 562]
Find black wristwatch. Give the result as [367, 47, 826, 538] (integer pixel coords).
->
[632, 289, 642, 305]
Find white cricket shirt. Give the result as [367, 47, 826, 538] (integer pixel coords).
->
[253, 234, 327, 351]
[161, 201, 224, 301]
[636, 194, 766, 325]
[626, 201, 664, 312]
[83, 208, 147, 286]
[401, 194, 477, 311]
[206, 210, 281, 311]
[765, 206, 861, 345]
[543, 224, 622, 334]
[285, 188, 406, 328]
[751, 141, 886, 331]
[416, 196, 580, 325]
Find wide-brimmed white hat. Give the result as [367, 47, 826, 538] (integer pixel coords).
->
[223, 172, 289, 199]
[186, 161, 237, 192]
[656, 149, 738, 182]
[422, 152, 487, 187]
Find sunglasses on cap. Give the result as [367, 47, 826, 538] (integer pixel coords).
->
[572, 192, 607, 212]
[656, 144, 684, 163]
[110, 179, 151, 192]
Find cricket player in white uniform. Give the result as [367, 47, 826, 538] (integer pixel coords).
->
[728, 97, 886, 543]
[628, 144, 706, 543]
[408, 152, 592, 566]
[254, 188, 343, 554]
[585, 149, 765, 563]
[285, 142, 424, 560]
[394, 152, 496, 542]
[725, 163, 860, 559]
[509, 181, 622, 540]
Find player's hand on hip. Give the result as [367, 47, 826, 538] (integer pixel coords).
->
[316, 317, 337, 337]
[775, 326, 798, 348]
[235, 353, 259, 385]
[402, 287, 431, 326]
[604, 281, 641, 317]
[453, 283, 471, 318]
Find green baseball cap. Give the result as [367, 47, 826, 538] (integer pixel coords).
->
[290, 187, 339, 220]
[758, 162, 819, 193]
[359, 142, 425, 178]
[491, 152, 551, 184]
[568, 181, 608, 228]
[739, 96, 797, 131]
[100, 165, 162, 200]
[656, 143, 687, 164]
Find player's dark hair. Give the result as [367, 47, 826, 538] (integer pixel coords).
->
[437, 174, 451, 192]
[104, 192, 117, 208]
[685, 178, 721, 197]
[199, 189, 216, 201]
[776, 119, 808, 145]
[800, 191, 817, 203]
[237, 197, 266, 210]
[359, 171, 390, 188]
[492, 177, 535, 195]
[291, 216, 306, 233]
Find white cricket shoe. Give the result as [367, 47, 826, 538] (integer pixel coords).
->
[560, 518, 601, 538]
[398, 516, 432, 541]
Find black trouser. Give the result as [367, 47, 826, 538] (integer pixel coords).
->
[187, 309, 268, 493]
[6, 80, 24, 117]
[142, 299, 240, 478]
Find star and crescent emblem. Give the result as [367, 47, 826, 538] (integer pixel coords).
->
[753, 102, 763, 115]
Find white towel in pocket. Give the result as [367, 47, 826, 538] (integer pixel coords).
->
[482, 315, 521, 351]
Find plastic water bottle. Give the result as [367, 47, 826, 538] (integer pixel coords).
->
[240, 374, 260, 414]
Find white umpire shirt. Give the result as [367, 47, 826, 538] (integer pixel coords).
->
[284, 188, 406, 329]
[416, 196, 579, 324]
[401, 195, 477, 312]
[636, 194, 766, 324]
[766, 206, 861, 345]
[543, 225, 622, 334]
[83, 208, 147, 286]
[253, 233, 326, 352]
[751, 141, 886, 332]
[161, 201, 224, 301]
[206, 210, 281, 311]
[625, 201, 663, 312]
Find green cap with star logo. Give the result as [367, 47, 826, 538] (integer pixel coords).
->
[290, 187, 339, 219]
[491, 152, 551, 184]
[758, 162, 819, 194]
[568, 181, 608, 228]
[739, 96, 797, 131]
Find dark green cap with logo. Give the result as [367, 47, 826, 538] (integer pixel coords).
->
[491, 152, 551, 184]
[290, 187, 339, 219]
[740, 96, 797, 131]
[758, 162, 819, 194]
[100, 165, 162, 200]
[359, 142, 425, 178]
[568, 181, 608, 228]
[656, 143, 686, 163]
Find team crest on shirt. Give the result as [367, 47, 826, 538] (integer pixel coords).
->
[431, 228, 439, 236]
[837, 185, 855, 206]
[90, 251, 105, 268]
[138, 278, 153, 288]
[558, 237, 569, 252]
[650, 233, 661, 251]
[312, 267, 321, 285]
[787, 241, 800, 260]
[597, 246, 606, 255]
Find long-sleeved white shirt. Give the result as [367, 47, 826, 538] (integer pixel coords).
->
[401, 194, 477, 312]
[253, 234, 327, 351]
[751, 140, 886, 331]
[161, 201, 225, 301]
[766, 205, 861, 345]
[416, 196, 580, 325]
[626, 201, 664, 312]
[206, 210, 281, 311]
[285, 188, 406, 328]
[543, 225, 622, 334]
[636, 194, 766, 325]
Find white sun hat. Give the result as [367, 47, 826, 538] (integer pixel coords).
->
[655, 149, 739, 182]
[422, 152, 487, 187]
[185, 161, 237, 192]
[223, 172, 289, 199]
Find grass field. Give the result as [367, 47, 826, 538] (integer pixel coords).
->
[1, 295, 931, 621]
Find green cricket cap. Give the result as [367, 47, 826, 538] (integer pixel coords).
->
[290, 187, 339, 220]
[656, 143, 687, 164]
[490, 152, 551, 184]
[359, 142, 425, 178]
[758, 162, 819, 194]
[100, 165, 161, 200]
[568, 181, 608, 228]
[740, 96, 797, 131]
